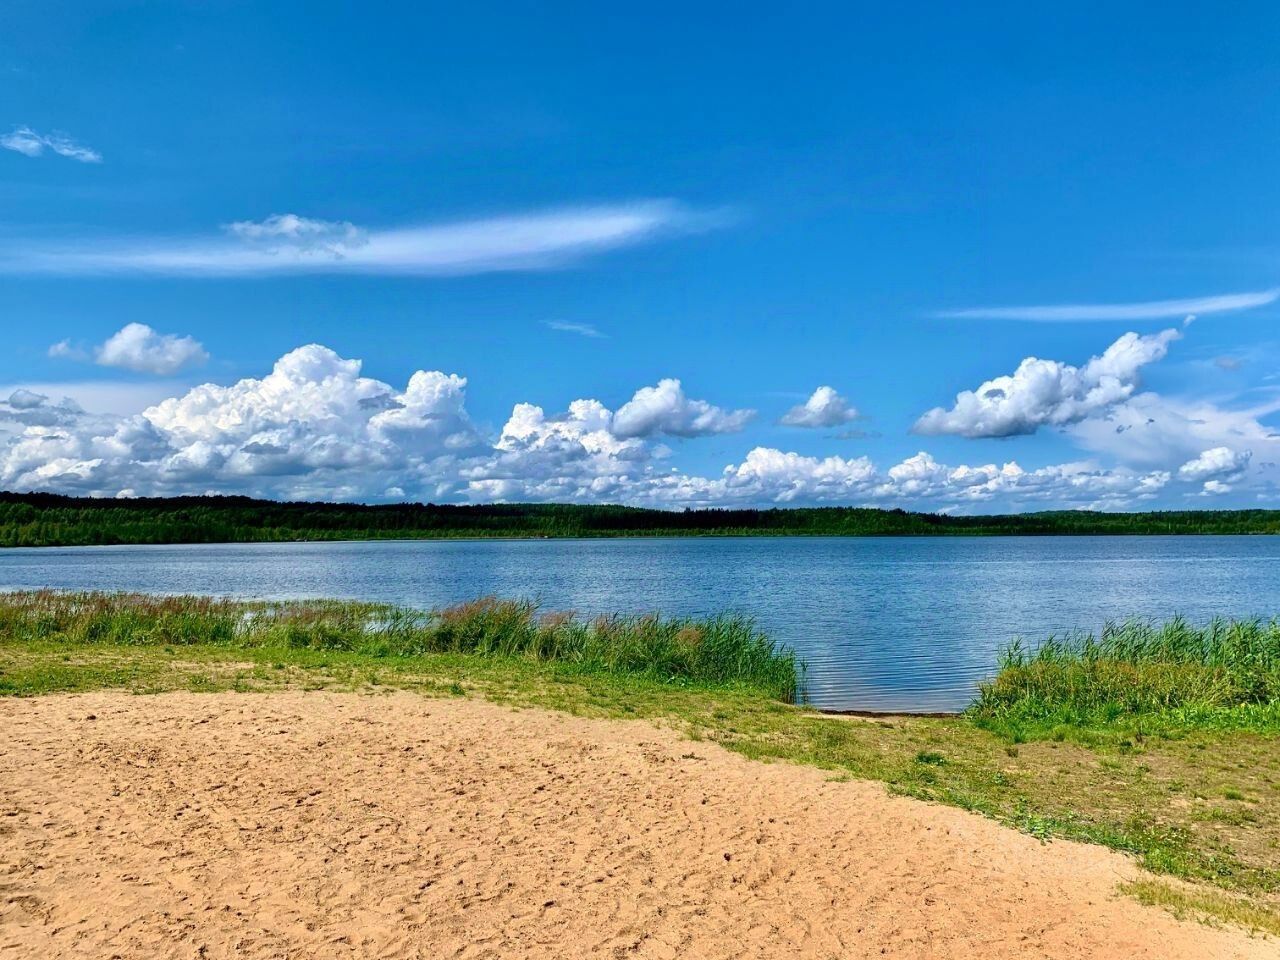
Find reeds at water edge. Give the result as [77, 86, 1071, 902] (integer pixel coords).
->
[973, 616, 1280, 729]
[0, 591, 802, 702]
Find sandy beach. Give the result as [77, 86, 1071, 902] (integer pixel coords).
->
[0, 690, 1271, 959]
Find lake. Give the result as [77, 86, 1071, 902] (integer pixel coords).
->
[3, 535, 1279, 712]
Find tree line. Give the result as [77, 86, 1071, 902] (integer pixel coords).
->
[1, 491, 1279, 547]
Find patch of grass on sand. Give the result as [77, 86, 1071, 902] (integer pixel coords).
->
[1121, 880, 1280, 938]
[2, 593, 1278, 933]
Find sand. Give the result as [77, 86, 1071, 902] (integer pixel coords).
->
[0, 691, 1271, 959]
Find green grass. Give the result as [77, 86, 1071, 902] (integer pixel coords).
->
[2, 593, 1278, 934]
[0, 590, 800, 702]
[1122, 880, 1280, 938]
[971, 616, 1280, 741]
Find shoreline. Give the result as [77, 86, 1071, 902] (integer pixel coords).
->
[817, 706, 963, 719]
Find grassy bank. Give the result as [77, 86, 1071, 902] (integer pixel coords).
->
[1, 592, 1277, 934]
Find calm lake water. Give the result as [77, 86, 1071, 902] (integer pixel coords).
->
[3, 536, 1279, 712]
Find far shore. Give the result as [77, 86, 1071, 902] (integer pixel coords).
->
[5, 490, 1280, 548]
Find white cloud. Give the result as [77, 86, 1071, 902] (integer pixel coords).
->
[0, 345, 480, 499]
[914, 328, 1180, 438]
[90, 323, 209, 376]
[544, 320, 606, 339]
[465, 381, 752, 500]
[0, 355, 746, 501]
[1, 202, 713, 277]
[1178, 447, 1251, 483]
[1067, 391, 1280, 469]
[779, 386, 860, 428]
[225, 214, 367, 257]
[48, 340, 89, 362]
[0, 380, 190, 417]
[460, 429, 1171, 511]
[466, 398, 657, 503]
[661, 449, 1168, 511]
[1, 125, 102, 163]
[612, 379, 755, 439]
[0, 340, 1255, 510]
[466, 415, 1173, 509]
[872, 452, 1170, 509]
[937, 288, 1279, 322]
[718, 447, 877, 502]
[0, 390, 88, 428]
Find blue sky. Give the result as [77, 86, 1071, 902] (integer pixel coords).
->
[2, 2, 1279, 510]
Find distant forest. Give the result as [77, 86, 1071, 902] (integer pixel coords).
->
[1, 491, 1279, 547]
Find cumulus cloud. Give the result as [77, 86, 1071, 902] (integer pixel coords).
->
[462, 427, 1171, 511]
[457, 384, 1171, 509]
[612, 379, 755, 439]
[914, 328, 1181, 438]
[1, 202, 715, 277]
[89, 323, 209, 376]
[0, 340, 1243, 511]
[676, 449, 1165, 511]
[1, 345, 480, 499]
[937, 289, 1279, 322]
[1178, 447, 1248, 483]
[0, 390, 88, 428]
[1178, 447, 1251, 483]
[1, 125, 101, 163]
[718, 447, 877, 502]
[2, 350, 749, 501]
[465, 399, 656, 503]
[465, 381, 752, 501]
[779, 386, 860, 428]
[874, 452, 1169, 508]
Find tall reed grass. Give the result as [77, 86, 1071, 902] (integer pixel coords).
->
[0, 591, 801, 702]
[972, 616, 1280, 729]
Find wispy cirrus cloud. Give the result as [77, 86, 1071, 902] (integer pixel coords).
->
[935, 288, 1279, 322]
[544, 320, 606, 339]
[0, 202, 720, 278]
[1, 125, 101, 163]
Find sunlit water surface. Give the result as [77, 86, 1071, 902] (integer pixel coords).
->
[4, 536, 1279, 712]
